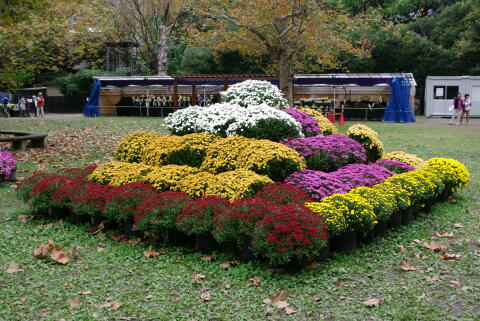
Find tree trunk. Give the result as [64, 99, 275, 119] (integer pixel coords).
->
[278, 52, 294, 107]
[157, 25, 168, 76]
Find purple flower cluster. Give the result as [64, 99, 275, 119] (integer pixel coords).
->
[0, 151, 16, 180]
[284, 109, 320, 136]
[376, 159, 415, 174]
[285, 163, 395, 200]
[282, 134, 367, 164]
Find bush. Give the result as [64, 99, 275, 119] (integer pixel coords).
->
[30, 175, 71, 213]
[141, 165, 200, 191]
[16, 172, 54, 202]
[376, 159, 415, 174]
[50, 179, 96, 210]
[350, 186, 396, 221]
[55, 166, 98, 179]
[285, 170, 351, 201]
[220, 80, 289, 109]
[104, 183, 158, 223]
[72, 184, 114, 217]
[115, 131, 163, 163]
[165, 103, 303, 141]
[176, 196, 231, 235]
[346, 124, 384, 162]
[251, 204, 328, 266]
[88, 161, 156, 186]
[254, 182, 312, 205]
[0, 151, 16, 180]
[298, 107, 338, 135]
[426, 157, 470, 189]
[141, 133, 220, 167]
[213, 196, 279, 248]
[381, 151, 426, 169]
[133, 192, 193, 237]
[284, 109, 320, 136]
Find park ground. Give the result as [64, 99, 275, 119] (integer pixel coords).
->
[0, 115, 479, 321]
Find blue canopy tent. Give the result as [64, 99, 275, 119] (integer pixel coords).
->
[382, 77, 415, 123]
[83, 79, 101, 117]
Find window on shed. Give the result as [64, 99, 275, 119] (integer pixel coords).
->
[446, 86, 459, 99]
[434, 86, 445, 99]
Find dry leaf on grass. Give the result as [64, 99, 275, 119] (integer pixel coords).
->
[81, 291, 92, 295]
[263, 291, 289, 305]
[285, 307, 297, 314]
[33, 241, 61, 259]
[436, 231, 455, 238]
[441, 253, 461, 260]
[449, 280, 461, 287]
[399, 261, 417, 271]
[422, 241, 447, 252]
[190, 273, 206, 284]
[6, 263, 23, 274]
[111, 302, 123, 310]
[453, 223, 464, 228]
[249, 276, 261, 286]
[425, 275, 440, 282]
[50, 250, 70, 265]
[461, 286, 470, 292]
[200, 255, 214, 262]
[68, 298, 82, 309]
[397, 245, 406, 254]
[312, 295, 323, 302]
[143, 246, 162, 258]
[86, 222, 104, 234]
[362, 298, 380, 306]
[219, 261, 239, 268]
[18, 215, 33, 222]
[200, 292, 211, 302]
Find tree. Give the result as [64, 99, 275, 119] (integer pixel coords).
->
[193, 0, 368, 105]
[104, 0, 193, 75]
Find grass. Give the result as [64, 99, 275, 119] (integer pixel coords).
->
[1, 115, 479, 321]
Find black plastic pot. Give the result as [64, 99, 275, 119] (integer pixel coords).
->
[282, 259, 304, 273]
[195, 233, 219, 254]
[165, 229, 193, 247]
[358, 228, 375, 244]
[48, 206, 70, 218]
[6, 168, 17, 182]
[438, 189, 450, 202]
[237, 241, 255, 263]
[316, 240, 331, 261]
[387, 211, 403, 229]
[374, 220, 387, 237]
[121, 221, 143, 237]
[331, 231, 357, 253]
[402, 207, 415, 225]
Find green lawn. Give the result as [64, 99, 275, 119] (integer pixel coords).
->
[1, 115, 479, 321]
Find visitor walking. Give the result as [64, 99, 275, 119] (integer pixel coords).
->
[36, 92, 45, 117]
[25, 98, 31, 117]
[18, 96, 28, 117]
[450, 93, 463, 125]
[2, 95, 10, 118]
[32, 95, 37, 116]
[460, 94, 472, 125]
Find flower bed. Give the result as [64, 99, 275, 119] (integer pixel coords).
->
[0, 150, 16, 181]
[381, 151, 427, 169]
[346, 124, 384, 162]
[220, 80, 289, 109]
[298, 107, 338, 135]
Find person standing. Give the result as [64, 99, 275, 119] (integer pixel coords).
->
[460, 94, 472, 125]
[32, 95, 38, 116]
[450, 93, 463, 125]
[18, 96, 27, 117]
[36, 92, 45, 117]
[25, 98, 31, 117]
[2, 95, 10, 117]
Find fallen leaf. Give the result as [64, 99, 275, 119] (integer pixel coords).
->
[306, 262, 318, 271]
[81, 291, 92, 295]
[6, 263, 23, 274]
[461, 286, 470, 292]
[200, 255, 214, 262]
[50, 250, 70, 265]
[175, 258, 181, 263]
[97, 247, 104, 252]
[63, 283, 73, 287]
[200, 292, 211, 302]
[86, 222, 104, 234]
[285, 307, 297, 314]
[105, 296, 113, 301]
[398, 245, 406, 254]
[449, 280, 461, 287]
[219, 261, 239, 268]
[54, 220, 64, 226]
[37, 224, 53, 229]
[441, 253, 461, 260]
[4, 217, 12, 221]
[191, 273, 206, 284]
[436, 231, 455, 238]
[425, 275, 440, 282]
[423, 241, 447, 252]
[127, 238, 141, 245]
[362, 298, 380, 306]
[68, 298, 82, 309]
[224, 284, 231, 290]
[263, 291, 289, 305]
[110, 234, 125, 241]
[413, 239, 422, 243]
[312, 295, 323, 302]
[111, 302, 122, 310]
[274, 301, 289, 309]
[145, 294, 154, 300]
[399, 261, 417, 271]
[249, 276, 261, 286]
[18, 215, 33, 222]
[306, 311, 313, 317]
[453, 223, 464, 228]
[143, 246, 161, 258]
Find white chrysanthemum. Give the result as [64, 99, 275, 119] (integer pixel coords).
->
[220, 80, 289, 109]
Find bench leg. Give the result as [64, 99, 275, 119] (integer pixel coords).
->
[30, 138, 45, 148]
[12, 140, 27, 151]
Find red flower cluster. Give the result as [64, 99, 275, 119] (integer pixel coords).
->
[29, 175, 72, 212]
[254, 182, 312, 205]
[72, 184, 114, 217]
[51, 179, 96, 209]
[134, 191, 193, 237]
[177, 196, 231, 235]
[16, 172, 54, 201]
[251, 204, 328, 266]
[55, 166, 97, 179]
[104, 183, 158, 223]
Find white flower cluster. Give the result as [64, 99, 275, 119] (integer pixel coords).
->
[220, 80, 289, 109]
[165, 103, 303, 137]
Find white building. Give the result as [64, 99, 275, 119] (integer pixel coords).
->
[425, 76, 480, 117]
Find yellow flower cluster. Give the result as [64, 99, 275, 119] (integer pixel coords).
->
[141, 165, 200, 191]
[381, 151, 427, 169]
[346, 124, 384, 162]
[350, 186, 396, 221]
[174, 169, 273, 201]
[115, 131, 163, 163]
[298, 107, 339, 135]
[201, 136, 306, 181]
[88, 161, 156, 187]
[372, 181, 411, 211]
[306, 192, 376, 235]
[142, 133, 221, 167]
[427, 157, 470, 188]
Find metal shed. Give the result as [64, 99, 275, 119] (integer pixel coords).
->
[425, 76, 480, 117]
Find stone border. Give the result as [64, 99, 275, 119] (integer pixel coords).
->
[0, 131, 48, 151]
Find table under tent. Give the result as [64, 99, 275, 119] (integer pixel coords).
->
[83, 73, 416, 122]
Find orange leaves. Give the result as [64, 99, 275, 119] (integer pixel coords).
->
[199, 292, 211, 302]
[422, 241, 447, 252]
[32, 241, 79, 265]
[6, 263, 23, 274]
[263, 290, 297, 314]
[190, 273, 206, 284]
[219, 261, 239, 268]
[362, 298, 380, 307]
[249, 276, 261, 286]
[441, 253, 461, 260]
[143, 246, 163, 258]
[399, 261, 417, 271]
[33, 240, 61, 259]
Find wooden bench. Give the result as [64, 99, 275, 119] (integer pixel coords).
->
[0, 131, 48, 151]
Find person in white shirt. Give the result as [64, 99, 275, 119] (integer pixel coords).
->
[460, 94, 472, 125]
